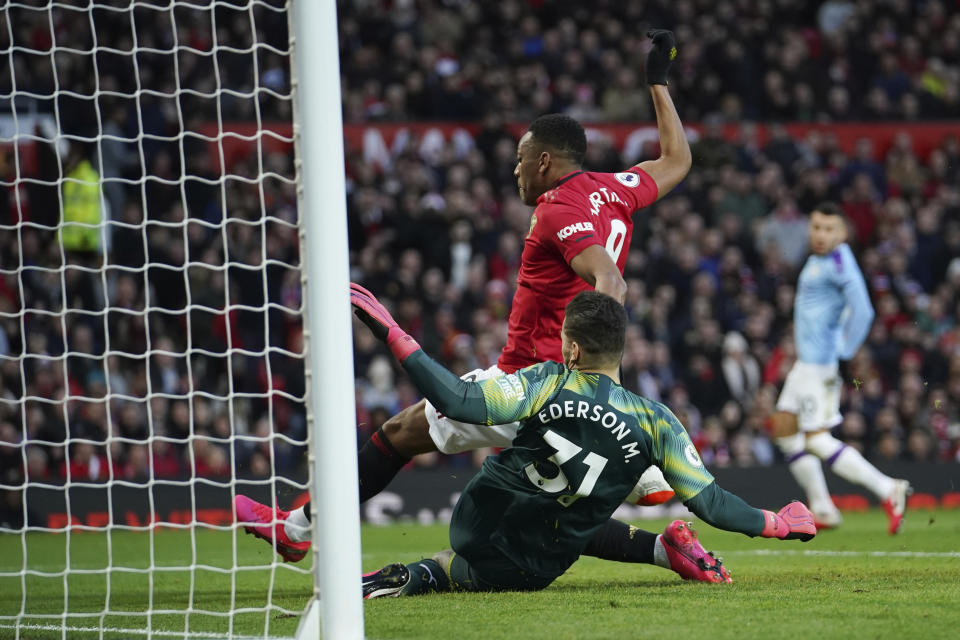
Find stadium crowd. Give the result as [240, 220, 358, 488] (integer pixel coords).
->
[338, 0, 960, 123]
[0, 0, 958, 499]
[347, 120, 960, 470]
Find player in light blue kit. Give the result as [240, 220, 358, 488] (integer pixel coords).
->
[769, 203, 911, 534]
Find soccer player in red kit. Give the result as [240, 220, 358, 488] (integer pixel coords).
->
[236, 29, 729, 583]
[500, 128, 660, 372]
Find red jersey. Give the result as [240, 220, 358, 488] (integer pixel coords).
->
[498, 168, 658, 372]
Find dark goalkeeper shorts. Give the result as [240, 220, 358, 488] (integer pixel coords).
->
[448, 492, 556, 592]
[447, 546, 555, 593]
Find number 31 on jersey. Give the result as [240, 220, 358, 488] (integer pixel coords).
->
[523, 430, 608, 507]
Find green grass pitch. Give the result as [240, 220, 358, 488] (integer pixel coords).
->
[1, 509, 959, 639]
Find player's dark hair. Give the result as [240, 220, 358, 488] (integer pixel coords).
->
[564, 291, 626, 362]
[812, 201, 844, 218]
[527, 114, 587, 166]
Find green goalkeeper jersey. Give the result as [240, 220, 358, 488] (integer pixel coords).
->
[400, 350, 767, 580]
[457, 360, 712, 579]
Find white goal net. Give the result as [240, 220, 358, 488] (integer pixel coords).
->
[0, 1, 328, 638]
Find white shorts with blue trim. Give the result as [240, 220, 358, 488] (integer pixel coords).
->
[776, 361, 843, 432]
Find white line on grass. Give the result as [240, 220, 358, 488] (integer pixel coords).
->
[0, 623, 291, 640]
[729, 549, 960, 558]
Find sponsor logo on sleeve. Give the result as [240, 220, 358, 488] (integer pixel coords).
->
[615, 172, 640, 187]
[556, 221, 595, 241]
[495, 374, 526, 401]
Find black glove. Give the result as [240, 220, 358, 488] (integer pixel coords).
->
[645, 29, 677, 86]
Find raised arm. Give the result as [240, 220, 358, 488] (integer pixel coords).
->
[349, 283, 488, 423]
[634, 30, 692, 201]
[350, 283, 564, 427]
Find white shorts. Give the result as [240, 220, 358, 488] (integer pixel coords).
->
[425, 364, 519, 454]
[776, 361, 843, 431]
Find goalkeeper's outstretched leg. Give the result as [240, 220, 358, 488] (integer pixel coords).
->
[234, 494, 737, 585]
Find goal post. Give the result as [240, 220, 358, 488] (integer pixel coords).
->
[291, 0, 364, 638]
[0, 1, 361, 638]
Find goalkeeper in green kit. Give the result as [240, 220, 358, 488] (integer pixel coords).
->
[350, 284, 817, 597]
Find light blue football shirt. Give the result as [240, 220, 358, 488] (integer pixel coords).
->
[794, 243, 875, 365]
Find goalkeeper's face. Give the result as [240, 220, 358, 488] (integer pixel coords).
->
[514, 132, 548, 206]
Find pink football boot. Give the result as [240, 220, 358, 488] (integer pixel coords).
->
[234, 495, 310, 562]
[662, 519, 732, 583]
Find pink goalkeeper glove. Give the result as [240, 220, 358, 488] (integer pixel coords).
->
[760, 501, 817, 541]
[349, 283, 421, 362]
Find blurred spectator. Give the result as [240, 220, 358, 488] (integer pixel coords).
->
[756, 197, 808, 268]
[721, 331, 761, 406]
[60, 442, 108, 482]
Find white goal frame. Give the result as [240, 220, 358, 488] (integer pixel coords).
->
[291, 0, 364, 638]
